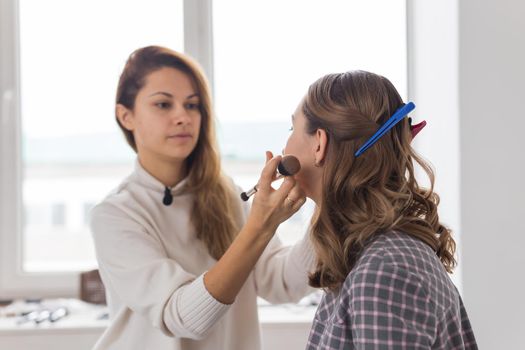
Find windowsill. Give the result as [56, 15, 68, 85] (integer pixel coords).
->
[0, 299, 316, 335]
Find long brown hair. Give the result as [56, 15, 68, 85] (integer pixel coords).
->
[304, 71, 456, 290]
[115, 46, 240, 260]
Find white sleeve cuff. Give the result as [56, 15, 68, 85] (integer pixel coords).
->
[164, 274, 231, 339]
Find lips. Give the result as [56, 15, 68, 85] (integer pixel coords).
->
[167, 133, 192, 139]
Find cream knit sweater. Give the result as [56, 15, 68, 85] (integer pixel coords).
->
[89, 160, 316, 350]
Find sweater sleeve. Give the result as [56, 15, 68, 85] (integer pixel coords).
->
[252, 229, 316, 303]
[90, 203, 230, 340]
[232, 190, 316, 304]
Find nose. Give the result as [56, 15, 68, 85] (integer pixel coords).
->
[171, 104, 191, 125]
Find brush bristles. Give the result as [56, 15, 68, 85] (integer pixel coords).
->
[278, 155, 301, 176]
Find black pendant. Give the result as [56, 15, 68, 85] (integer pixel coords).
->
[163, 186, 173, 206]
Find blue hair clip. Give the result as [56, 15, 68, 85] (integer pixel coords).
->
[354, 102, 416, 157]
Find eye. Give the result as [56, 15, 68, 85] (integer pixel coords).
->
[155, 102, 171, 109]
[185, 102, 200, 110]
[289, 125, 294, 131]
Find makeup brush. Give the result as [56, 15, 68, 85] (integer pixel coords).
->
[240, 155, 301, 201]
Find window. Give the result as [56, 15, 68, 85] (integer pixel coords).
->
[213, 0, 407, 244]
[1, 0, 408, 297]
[0, 0, 185, 297]
[19, 0, 185, 272]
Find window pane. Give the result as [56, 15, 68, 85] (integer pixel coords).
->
[19, 0, 184, 272]
[213, 0, 407, 243]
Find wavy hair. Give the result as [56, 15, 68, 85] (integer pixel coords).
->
[115, 46, 240, 260]
[304, 71, 456, 290]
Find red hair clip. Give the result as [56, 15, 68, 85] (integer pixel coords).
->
[409, 118, 427, 138]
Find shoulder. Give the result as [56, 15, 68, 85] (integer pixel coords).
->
[340, 259, 434, 327]
[94, 171, 136, 206]
[343, 233, 428, 294]
[90, 180, 132, 220]
[88, 174, 149, 234]
[334, 246, 440, 348]
[341, 232, 438, 307]
[344, 259, 425, 296]
[355, 231, 440, 273]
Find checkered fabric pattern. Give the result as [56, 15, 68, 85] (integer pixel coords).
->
[306, 232, 477, 350]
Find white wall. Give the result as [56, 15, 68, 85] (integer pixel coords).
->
[407, 0, 461, 289]
[459, 0, 525, 348]
[409, 1, 525, 348]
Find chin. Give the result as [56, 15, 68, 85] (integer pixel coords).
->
[166, 145, 197, 159]
[171, 152, 194, 161]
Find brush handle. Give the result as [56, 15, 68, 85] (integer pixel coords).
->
[240, 174, 285, 201]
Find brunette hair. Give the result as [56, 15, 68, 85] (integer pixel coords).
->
[304, 71, 456, 290]
[116, 46, 240, 259]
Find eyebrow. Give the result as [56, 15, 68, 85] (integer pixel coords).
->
[149, 92, 173, 98]
[291, 114, 295, 120]
[148, 92, 200, 99]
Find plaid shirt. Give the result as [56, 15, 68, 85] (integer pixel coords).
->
[306, 232, 478, 350]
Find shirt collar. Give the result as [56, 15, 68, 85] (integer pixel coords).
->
[133, 158, 188, 194]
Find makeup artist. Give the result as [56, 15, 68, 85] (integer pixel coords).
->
[89, 46, 315, 350]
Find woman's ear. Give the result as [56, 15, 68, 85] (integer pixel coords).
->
[314, 128, 328, 166]
[116, 104, 134, 131]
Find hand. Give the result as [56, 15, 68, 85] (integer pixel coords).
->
[247, 151, 306, 235]
[203, 151, 306, 304]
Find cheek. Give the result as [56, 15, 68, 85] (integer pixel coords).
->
[135, 118, 160, 140]
[286, 134, 312, 163]
[195, 115, 202, 133]
[294, 166, 314, 197]
[193, 115, 202, 141]
[284, 133, 299, 155]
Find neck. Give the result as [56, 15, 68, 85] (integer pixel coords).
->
[138, 154, 187, 188]
[307, 172, 323, 205]
[310, 190, 321, 206]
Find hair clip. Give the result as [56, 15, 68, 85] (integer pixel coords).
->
[354, 102, 422, 157]
[409, 118, 427, 138]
